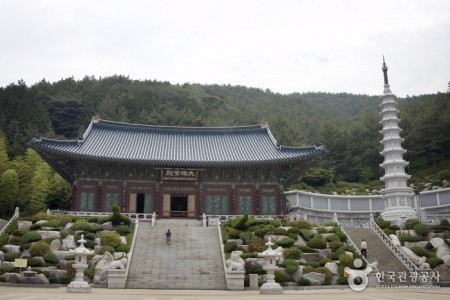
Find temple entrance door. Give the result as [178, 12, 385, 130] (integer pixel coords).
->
[136, 193, 145, 213]
[170, 194, 188, 217]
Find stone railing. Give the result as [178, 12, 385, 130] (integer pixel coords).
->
[107, 220, 140, 288]
[205, 214, 282, 227]
[47, 210, 155, 222]
[0, 207, 19, 236]
[216, 221, 229, 289]
[369, 218, 418, 272]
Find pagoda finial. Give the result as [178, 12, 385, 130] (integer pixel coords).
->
[382, 56, 389, 85]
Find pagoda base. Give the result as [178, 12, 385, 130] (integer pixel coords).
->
[66, 280, 91, 293]
[381, 208, 417, 226]
[260, 282, 283, 294]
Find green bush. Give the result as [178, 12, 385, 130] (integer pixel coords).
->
[376, 219, 391, 229]
[270, 220, 281, 227]
[84, 266, 95, 279]
[409, 246, 430, 258]
[247, 263, 266, 275]
[21, 231, 42, 244]
[111, 204, 122, 225]
[73, 220, 92, 232]
[298, 245, 316, 253]
[29, 240, 50, 257]
[116, 225, 131, 236]
[297, 277, 311, 286]
[28, 257, 44, 267]
[426, 256, 444, 269]
[4, 252, 20, 261]
[299, 229, 313, 241]
[275, 237, 295, 248]
[413, 223, 429, 236]
[439, 219, 450, 227]
[43, 220, 60, 227]
[116, 244, 130, 253]
[398, 234, 423, 245]
[285, 264, 299, 275]
[291, 220, 313, 230]
[388, 224, 400, 231]
[329, 240, 344, 251]
[327, 234, 341, 242]
[43, 252, 59, 264]
[287, 227, 300, 235]
[306, 238, 327, 249]
[437, 169, 450, 181]
[240, 252, 257, 259]
[314, 267, 333, 285]
[231, 214, 248, 230]
[87, 216, 99, 223]
[60, 276, 73, 285]
[0, 265, 16, 274]
[239, 231, 252, 244]
[334, 230, 347, 242]
[8, 235, 21, 245]
[319, 258, 331, 266]
[228, 228, 241, 239]
[273, 227, 287, 235]
[338, 253, 354, 267]
[12, 229, 25, 237]
[99, 245, 115, 254]
[405, 218, 420, 230]
[383, 228, 393, 236]
[83, 232, 97, 240]
[283, 247, 302, 259]
[100, 233, 121, 248]
[29, 223, 42, 230]
[274, 270, 289, 284]
[0, 233, 9, 247]
[31, 212, 51, 223]
[224, 241, 237, 253]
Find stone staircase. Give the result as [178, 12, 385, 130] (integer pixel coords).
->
[126, 219, 227, 289]
[344, 227, 414, 284]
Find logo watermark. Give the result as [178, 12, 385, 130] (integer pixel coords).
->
[345, 258, 441, 292]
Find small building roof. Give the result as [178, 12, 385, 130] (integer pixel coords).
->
[30, 118, 325, 167]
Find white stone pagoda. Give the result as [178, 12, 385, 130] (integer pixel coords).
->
[379, 57, 416, 224]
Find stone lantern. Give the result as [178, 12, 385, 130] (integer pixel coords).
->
[67, 234, 94, 293]
[258, 237, 283, 294]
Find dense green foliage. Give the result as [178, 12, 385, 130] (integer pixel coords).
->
[0, 77, 449, 216]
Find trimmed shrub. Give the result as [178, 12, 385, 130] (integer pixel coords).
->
[43, 220, 60, 227]
[327, 234, 341, 242]
[249, 236, 263, 252]
[383, 228, 393, 236]
[405, 218, 420, 230]
[426, 257, 444, 269]
[28, 257, 44, 267]
[334, 230, 347, 242]
[388, 224, 400, 231]
[270, 220, 281, 227]
[100, 233, 121, 248]
[338, 253, 354, 267]
[306, 238, 327, 249]
[12, 229, 25, 237]
[376, 219, 391, 229]
[0, 265, 16, 274]
[116, 225, 131, 236]
[73, 220, 92, 232]
[319, 258, 331, 266]
[239, 231, 252, 245]
[276, 237, 295, 248]
[8, 235, 21, 245]
[84, 266, 95, 279]
[224, 241, 237, 253]
[21, 231, 42, 244]
[60, 276, 73, 285]
[43, 252, 59, 264]
[283, 247, 302, 259]
[29, 223, 42, 231]
[116, 244, 130, 253]
[329, 240, 344, 251]
[413, 223, 429, 236]
[4, 252, 20, 261]
[228, 228, 241, 239]
[287, 227, 300, 235]
[0, 233, 9, 247]
[83, 232, 97, 240]
[314, 267, 333, 285]
[297, 277, 311, 286]
[299, 229, 313, 241]
[398, 234, 423, 245]
[240, 252, 257, 259]
[410, 246, 430, 258]
[439, 219, 450, 227]
[99, 245, 115, 254]
[231, 214, 249, 230]
[31, 212, 51, 223]
[273, 227, 288, 235]
[274, 270, 289, 285]
[317, 227, 328, 234]
[285, 264, 299, 275]
[29, 240, 50, 257]
[87, 216, 99, 223]
[291, 220, 312, 230]
[298, 245, 316, 253]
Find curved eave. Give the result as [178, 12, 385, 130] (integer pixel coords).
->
[29, 142, 325, 167]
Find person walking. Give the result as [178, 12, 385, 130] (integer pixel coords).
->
[165, 229, 171, 245]
[361, 239, 367, 258]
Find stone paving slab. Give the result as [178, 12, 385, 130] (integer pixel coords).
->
[0, 286, 449, 300]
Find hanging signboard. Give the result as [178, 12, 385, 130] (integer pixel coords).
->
[161, 168, 198, 181]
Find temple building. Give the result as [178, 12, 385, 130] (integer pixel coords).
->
[30, 118, 325, 218]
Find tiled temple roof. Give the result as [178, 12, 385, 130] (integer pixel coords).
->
[29, 119, 325, 166]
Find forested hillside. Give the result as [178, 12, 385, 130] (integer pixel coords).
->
[0, 76, 449, 216]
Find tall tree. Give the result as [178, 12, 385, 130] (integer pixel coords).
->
[28, 162, 51, 215]
[0, 169, 19, 217]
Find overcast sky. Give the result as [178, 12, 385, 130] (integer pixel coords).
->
[1, 0, 449, 97]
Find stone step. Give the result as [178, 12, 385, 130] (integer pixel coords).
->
[126, 220, 227, 289]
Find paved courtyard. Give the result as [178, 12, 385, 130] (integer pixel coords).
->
[0, 287, 449, 300]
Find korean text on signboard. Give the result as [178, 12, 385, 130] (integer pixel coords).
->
[162, 168, 197, 181]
